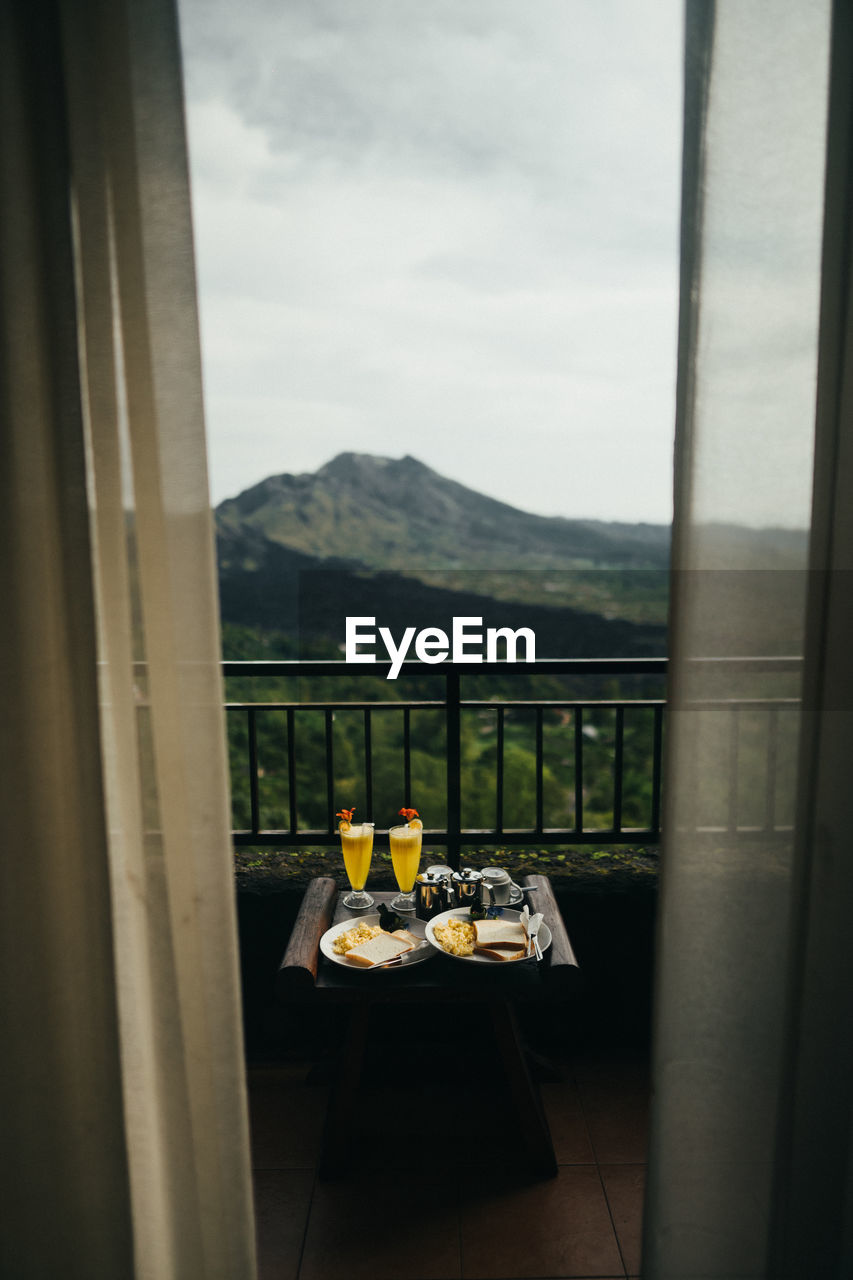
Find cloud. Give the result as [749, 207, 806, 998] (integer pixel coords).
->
[179, 0, 683, 521]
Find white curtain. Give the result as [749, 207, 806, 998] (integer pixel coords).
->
[646, 2, 853, 1276]
[0, 2, 256, 1276]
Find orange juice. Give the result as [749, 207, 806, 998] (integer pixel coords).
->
[340, 823, 374, 890]
[389, 825, 422, 892]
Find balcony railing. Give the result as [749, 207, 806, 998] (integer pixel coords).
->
[224, 657, 669, 865]
[223, 656, 804, 866]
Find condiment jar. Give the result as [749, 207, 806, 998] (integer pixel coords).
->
[450, 867, 483, 909]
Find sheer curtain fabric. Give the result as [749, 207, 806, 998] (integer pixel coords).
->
[646, 2, 853, 1277]
[0, 1, 256, 1276]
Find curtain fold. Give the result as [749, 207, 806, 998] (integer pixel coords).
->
[0, 5, 135, 1275]
[645, 1, 853, 1276]
[0, 1, 256, 1275]
[768, 1, 853, 1270]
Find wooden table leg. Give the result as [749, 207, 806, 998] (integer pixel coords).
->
[318, 1004, 370, 1179]
[490, 1002, 558, 1178]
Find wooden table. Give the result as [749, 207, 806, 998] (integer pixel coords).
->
[277, 874, 581, 1178]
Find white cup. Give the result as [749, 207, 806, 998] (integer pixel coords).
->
[479, 866, 522, 906]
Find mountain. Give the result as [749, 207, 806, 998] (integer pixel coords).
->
[214, 455, 810, 659]
[215, 452, 672, 572]
[214, 454, 675, 655]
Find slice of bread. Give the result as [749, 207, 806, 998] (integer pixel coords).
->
[474, 944, 525, 962]
[390, 929, 417, 949]
[472, 919, 527, 951]
[345, 932, 412, 967]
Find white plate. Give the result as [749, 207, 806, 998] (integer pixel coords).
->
[320, 914, 435, 970]
[425, 907, 552, 964]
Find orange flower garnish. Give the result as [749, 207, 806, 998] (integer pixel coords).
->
[398, 807, 419, 822]
[336, 807, 355, 822]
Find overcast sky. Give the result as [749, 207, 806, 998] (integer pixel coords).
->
[177, 0, 683, 523]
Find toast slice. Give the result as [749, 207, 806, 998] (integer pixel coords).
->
[474, 944, 525, 961]
[345, 931, 413, 967]
[472, 918, 527, 952]
[390, 929, 418, 949]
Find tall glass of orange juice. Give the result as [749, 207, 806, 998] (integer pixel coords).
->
[337, 809, 374, 910]
[389, 807, 423, 912]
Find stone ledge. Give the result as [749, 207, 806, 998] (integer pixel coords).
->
[235, 845, 659, 896]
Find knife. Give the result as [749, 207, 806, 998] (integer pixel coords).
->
[527, 912, 544, 961]
[521, 904, 532, 956]
[367, 953, 407, 970]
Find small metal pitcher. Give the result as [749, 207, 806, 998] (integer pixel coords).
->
[450, 867, 483, 909]
[414, 872, 451, 920]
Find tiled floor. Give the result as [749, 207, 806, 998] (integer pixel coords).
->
[248, 1039, 648, 1280]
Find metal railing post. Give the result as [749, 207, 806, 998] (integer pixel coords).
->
[446, 669, 461, 868]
